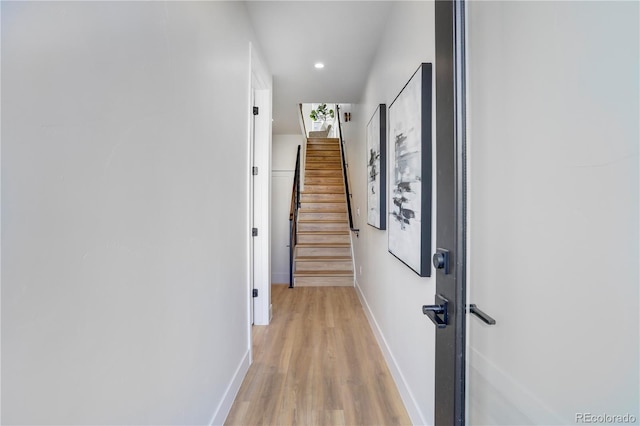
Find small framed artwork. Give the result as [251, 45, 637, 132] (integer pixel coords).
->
[387, 63, 432, 277]
[366, 104, 386, 230]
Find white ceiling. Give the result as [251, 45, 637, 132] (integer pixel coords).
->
[245, 1, 395, 134]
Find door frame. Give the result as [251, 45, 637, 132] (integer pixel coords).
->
[248, 43, 272, 337]
[433, 0, 468, 424]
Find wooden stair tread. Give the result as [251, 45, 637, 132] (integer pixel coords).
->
[298, 230, 349, 235]
[304, 184, 343, 186]
[300, 196, 345, 199]
[301, 196, 346, 200]
[296, 256, 351, 261]
[299, 201, 345, 205]
[296, 243, 351, 248]
[299, 206, 346, 209]
[298, 219, 348, 223]
[299, 209, 346, 213]
[294, 270, 353, 276]
[300, 195, 345, 199]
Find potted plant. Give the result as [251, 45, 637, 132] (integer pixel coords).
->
[310, 103, 335, 128]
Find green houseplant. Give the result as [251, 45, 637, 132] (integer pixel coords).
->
[309, 103, 335, 124]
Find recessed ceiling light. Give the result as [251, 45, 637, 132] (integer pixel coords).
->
[314, 63, 325, 69]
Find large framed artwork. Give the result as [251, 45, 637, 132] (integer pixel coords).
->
[388, 63, 432, 277]
[366, 104, 386, 229]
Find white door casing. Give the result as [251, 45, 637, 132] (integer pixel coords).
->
[249, 43, 272, 327]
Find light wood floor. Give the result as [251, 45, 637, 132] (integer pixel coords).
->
[225, 284, 412, 426]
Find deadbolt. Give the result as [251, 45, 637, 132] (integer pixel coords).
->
[432, 248, 450, 274]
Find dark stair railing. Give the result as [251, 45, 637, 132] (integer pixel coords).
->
[289, 144, 302, 288]
[336, 105, 359, 235]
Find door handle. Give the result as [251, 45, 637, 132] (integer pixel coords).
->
[422, 294, 449, 329]
[468, 304, 496, 325]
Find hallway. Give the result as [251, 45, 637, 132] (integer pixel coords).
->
[225, 285, 411, 425]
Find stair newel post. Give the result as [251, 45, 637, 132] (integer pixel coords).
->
[289, 217, 294, 288]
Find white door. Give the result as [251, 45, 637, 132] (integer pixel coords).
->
[466, 1, 639, 424]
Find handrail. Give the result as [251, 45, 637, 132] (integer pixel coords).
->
[289, 144, 302, 288]
[298, 103, 307, 138]
[336, 105, 359, 234]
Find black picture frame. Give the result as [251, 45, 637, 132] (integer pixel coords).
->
[366, 104, 387, 230]
[387, 63, 432, 277]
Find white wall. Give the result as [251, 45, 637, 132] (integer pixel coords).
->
[271, 134, 305, 284]
[345, 2, 436, 424]
[1, 2, 265, 424]
[466, 1, 639, 424]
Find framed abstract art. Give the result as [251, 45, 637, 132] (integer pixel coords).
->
[366, 104, 386, 230]
[387, 63, 433, 277]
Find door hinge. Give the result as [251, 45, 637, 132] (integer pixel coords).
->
[252, 166, 258, 176]
[253, 106, 259, 115]
[252, 289, 258, 298]
[252, 227, 258, 237]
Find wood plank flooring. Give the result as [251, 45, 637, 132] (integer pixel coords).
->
[225, 285, 411, 426]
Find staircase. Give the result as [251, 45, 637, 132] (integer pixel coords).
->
[293, 137, 354, 286]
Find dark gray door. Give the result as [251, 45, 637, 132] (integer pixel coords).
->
[423, 0, 467, 424]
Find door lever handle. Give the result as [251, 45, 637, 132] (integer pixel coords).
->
[422, 294, 449, 328]
[468, 304, 496, 325]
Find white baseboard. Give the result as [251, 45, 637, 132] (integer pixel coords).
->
[355, 280, 429, 426]
[209, 349, 251, 426]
